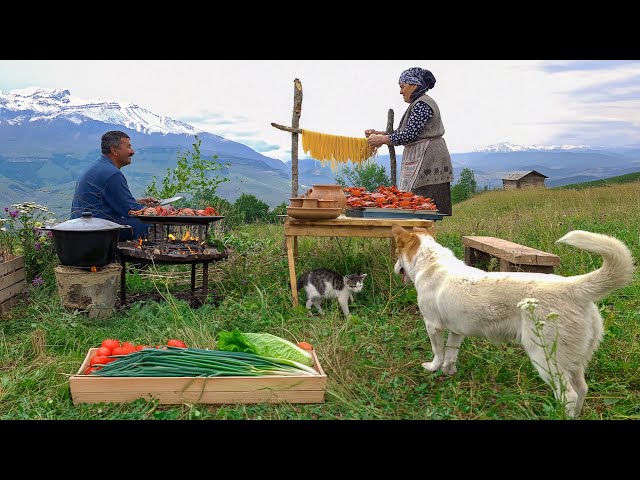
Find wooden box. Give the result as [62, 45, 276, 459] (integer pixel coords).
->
[69, 348, 327, 405]
[0, 255, 26, 316]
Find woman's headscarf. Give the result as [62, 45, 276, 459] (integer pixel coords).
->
[398, 67, 436, 101]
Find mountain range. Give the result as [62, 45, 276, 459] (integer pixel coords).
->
[1, 88, 639, 218]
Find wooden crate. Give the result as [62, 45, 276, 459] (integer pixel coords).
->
[0, 255, 26, 316]
[70, 348, 327, 405]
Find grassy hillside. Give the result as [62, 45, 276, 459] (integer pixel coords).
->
[0, 183, 638, 420]
[556, 171, 640, 190]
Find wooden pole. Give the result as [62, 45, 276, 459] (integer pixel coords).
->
[271, 123, 301, 134]
[291, 79, 303, 197]
[386, 108, 397, 187]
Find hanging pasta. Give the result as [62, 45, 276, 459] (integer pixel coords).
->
[301, 129, 377, 171]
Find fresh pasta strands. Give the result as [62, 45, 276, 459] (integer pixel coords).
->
[301, 129, 377, 170]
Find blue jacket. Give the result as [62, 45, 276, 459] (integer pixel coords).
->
[70, 155, 148, 241]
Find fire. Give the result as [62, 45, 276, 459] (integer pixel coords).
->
[168, 233, 176, 241]
[91, 266, 97, 272]
[182, 230, 191, 242]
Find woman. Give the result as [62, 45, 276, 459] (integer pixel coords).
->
[365, 67, 453, 216]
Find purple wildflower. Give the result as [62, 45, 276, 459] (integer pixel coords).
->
[47, 231, 53, 238]
[3, 207, 7, 212]
[9, 210, 19, 219]
[32, 277, 45, 286]
[35, 243, 42, 251]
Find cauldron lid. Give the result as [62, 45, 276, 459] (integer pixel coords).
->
[48, 211, 125, 232]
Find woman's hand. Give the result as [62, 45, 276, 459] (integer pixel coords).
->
[364, 129, 382, 138]
[368, 134, 390, 148]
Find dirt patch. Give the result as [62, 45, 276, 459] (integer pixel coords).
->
[117, 287, 223, 310]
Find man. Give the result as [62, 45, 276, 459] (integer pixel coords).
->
[71, 130, 158, 241]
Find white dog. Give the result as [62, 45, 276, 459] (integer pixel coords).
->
[391, 225, 634, 418]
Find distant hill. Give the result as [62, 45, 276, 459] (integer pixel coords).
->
[2, 88, 640, 218]
[555, 171, 640, 190]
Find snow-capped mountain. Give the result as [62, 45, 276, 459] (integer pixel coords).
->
[472, 142, 598, 153]
[0, 87, 211, 137]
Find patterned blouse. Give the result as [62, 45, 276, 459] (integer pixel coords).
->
[389, 101, 433, 146]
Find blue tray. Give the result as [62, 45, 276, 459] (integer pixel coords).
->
[345, 208, 446, 221]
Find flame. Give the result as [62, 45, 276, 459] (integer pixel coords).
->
[91, 266, 97, 272]
[182, 230, 191, 242]
[168, 233, 176, 241]
[138, 237, 143, 246]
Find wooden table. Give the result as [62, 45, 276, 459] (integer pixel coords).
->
[284, 215, 436, 307]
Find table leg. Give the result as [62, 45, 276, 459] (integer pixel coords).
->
[286, 235, 298, 307]
[293, 236, 298, 259]
[120, 258, 126, 307]
[202, 261, 209, 297]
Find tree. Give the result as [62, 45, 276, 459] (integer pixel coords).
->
[334, 160, 390, 192]
[233, 193, 270, 223]
[451, 167, 478, 204]
[144, 135, 230, 200]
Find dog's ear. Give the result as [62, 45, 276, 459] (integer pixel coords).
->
[391, 224, 408, 241]
[392, 223, 419, 254]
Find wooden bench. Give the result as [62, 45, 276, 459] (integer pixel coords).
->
[461, 236, 560, 274]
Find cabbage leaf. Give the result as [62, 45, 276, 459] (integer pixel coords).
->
[217, 330, 313, 367]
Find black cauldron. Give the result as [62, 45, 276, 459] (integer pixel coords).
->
[42, 212, 131, 267]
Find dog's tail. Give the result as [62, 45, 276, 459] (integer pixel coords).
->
[556, 230, 635, 301]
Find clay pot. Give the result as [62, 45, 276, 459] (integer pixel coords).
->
[301, 198, 319, 208]
[306, 184, 346, 210]
[317, 199, 338, 209]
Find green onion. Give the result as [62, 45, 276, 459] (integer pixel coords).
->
[91, 347, 319, 377]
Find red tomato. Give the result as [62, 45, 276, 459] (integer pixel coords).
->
[167, 339, 187, 348]
[111, 346, 129, 356]
[121, 342, 136, 353]
[97, 347, 112, 356]
[101, 339, 120, 350]
[90, 355, 109, 366]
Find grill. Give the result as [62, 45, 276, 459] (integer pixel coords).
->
[116, 215, 228, 306]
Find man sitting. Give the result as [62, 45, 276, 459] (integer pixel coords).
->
[71, 130, 158, 241]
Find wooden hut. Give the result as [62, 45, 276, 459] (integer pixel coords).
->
[502, 170, 548, 190]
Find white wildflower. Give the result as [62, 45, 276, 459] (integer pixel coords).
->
[517, 298, 539, 310]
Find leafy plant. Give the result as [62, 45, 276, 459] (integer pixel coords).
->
[335, 160, 390, 192]
[0, 202, 58, 283]
[144, 135, 230, 200]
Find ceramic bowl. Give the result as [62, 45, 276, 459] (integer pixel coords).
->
[286, 207, 342, 220]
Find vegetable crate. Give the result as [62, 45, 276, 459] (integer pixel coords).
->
[0, 255, 26, 316]
[69, 348, 327, 405]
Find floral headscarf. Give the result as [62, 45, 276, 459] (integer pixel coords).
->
[398, 67, 436, 101]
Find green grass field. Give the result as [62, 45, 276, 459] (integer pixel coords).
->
[1, 182, 638, 420]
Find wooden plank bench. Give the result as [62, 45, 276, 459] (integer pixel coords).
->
[461, 236, 560, 274]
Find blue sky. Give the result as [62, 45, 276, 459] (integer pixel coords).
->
[1, 60, 639, 160]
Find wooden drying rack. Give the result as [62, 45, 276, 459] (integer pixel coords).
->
[271, 78, 398, 197]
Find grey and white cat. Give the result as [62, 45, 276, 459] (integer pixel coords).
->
[297, 268, 367, 317]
